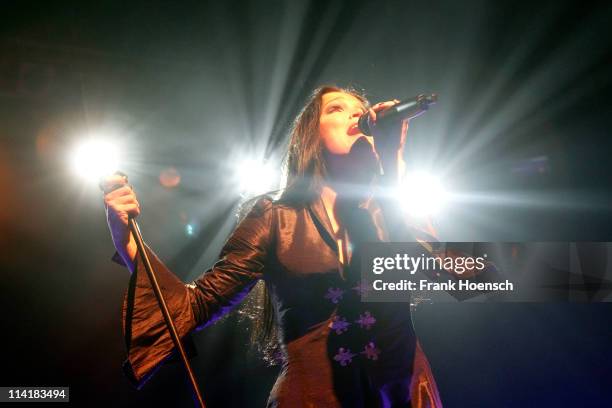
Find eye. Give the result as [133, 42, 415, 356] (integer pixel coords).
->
[327, 104, 343, 113]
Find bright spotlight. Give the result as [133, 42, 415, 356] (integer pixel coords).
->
[70, 139, 121, 181]
[398, 172, 447, 217]
[185, 223, 196, 237]
[235, 159, 277, 198]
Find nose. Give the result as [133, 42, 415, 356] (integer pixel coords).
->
[349, 109, 364, 128]
[350, 109, 363, 120]
[348, 109, 365, 136]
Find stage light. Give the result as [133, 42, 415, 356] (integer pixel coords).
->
[398, 171, 447, 217]
[185, 223, 195, 236]
[235, 159, 277, 198]
[70, 139, 121, 181]
[159, 166, 181, 188]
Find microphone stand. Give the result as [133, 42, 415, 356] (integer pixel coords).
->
[127, 218, 206, 408]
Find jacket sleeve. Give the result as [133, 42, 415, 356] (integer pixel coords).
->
[121, 197, 273, 388]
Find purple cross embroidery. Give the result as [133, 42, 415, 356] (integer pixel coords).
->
[329, 316, 350, 334]
[325, 287, 345, 304]
[334, 347, 356, 366]
[355, 311, 376, 330]
[362, 342, 381, 361]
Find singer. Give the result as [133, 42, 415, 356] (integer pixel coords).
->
[103, 85, 444, 407]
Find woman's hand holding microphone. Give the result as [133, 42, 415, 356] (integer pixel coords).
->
[368, 99, 408, 182]
[100, 173, 140, 272]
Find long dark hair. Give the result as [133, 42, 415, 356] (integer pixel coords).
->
[243, 85, 369, 364]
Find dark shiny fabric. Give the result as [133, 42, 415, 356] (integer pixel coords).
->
[121, 194, 444, 407]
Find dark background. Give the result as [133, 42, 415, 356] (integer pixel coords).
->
[1, 0, 611, 406]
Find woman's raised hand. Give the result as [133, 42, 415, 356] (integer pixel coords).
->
[101, 173, 139, 270]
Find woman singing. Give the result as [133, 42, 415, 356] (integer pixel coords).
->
[103, 85, 443, 407]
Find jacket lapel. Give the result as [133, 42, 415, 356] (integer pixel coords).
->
[307, 195, 391, 250]
[307, 196, 338, 254]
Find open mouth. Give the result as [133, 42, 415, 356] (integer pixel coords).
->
[348, 124, 363, 136]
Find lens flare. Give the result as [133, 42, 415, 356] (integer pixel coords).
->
[70, 139, 120, 181]
[398, 172, 447, 217]
[235, 159, 277, 198]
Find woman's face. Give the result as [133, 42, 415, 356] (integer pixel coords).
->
[319, 91, 374, 155]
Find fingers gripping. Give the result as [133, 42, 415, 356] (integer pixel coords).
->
[368, 99, 401, 123]
[102, 173, 140, 218]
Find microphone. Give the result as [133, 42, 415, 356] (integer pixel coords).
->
[358, 93, 438, 136]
